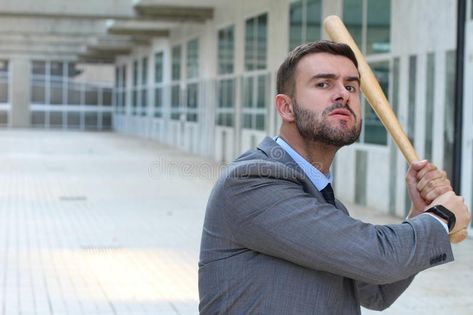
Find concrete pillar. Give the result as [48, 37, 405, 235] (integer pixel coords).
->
[10, 58, 31, 127]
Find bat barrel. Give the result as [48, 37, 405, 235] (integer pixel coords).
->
[323, 15, 467, 243]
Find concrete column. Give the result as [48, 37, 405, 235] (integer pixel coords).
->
[10, 57, 31, 127]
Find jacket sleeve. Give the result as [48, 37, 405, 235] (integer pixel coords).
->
[356, 276, 415, 310]
[221, 161, 454, 285]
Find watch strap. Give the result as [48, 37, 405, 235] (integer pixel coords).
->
[425, 205, 456, 232]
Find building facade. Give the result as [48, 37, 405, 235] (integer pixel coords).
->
[0, 0, 471, 226]
[112, 0, 473, 225]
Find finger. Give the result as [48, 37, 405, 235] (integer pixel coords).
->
[417, 170, 449, 191]
[422, 184, 453, 202]
[406, 160, 428, 185]
[416, 162, 437, 181]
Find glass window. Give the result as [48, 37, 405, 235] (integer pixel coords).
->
[102, 112, 112, 130]
[85, 85, 98, 105]
[121, 65, 127, 88]
[444, 50, 456, 178]
[141, 89, 147, 116]
[132, 90, 138, 115]
[103, 88, 112, 106]
[171, 85, 181, 120]
[155, 52, 164, 83]
[187, 39, 199, 79]
[367, 0, 391, 54]
[32, 61, 46, 76]
[245, 13, 268, 71]
[289, 1, 303, 50]
[50, 62, 64, 78]
[289, 0, 322, 50]
[49, 112, 63, 128]
[363, 61, 388, 145]
[242, 74, 268, 131]
[306, 0, 322, 42]
[343, 0, 391, 55]
[85, 112, 98, 128]
[425, 53, 435, 161]
[0, 83, 7, 103]
[50, 82, 63, 105]
[32, 61, 46, 104]
[115, 67, 120, 88]
[31, 111, 46, 126]
[67, 63, 77, 78]
[407, 55, 417, 146]
[392, 57, 400, 115]
[0, 60, 9, 103]
[343, 0, 363, 48]
[0, 60, 8, 72]
[256, 15, 267, 70]
[245, 18, 255, 71]
[218, 26, 235, 75]
[172, 46, 181, 81]
[67, 112, 81, 128]
[257, 75, 267, 108]
[186, 83, 198, 122]
[67, 82, 80, 105]
[243, 76, 254, 108]
[142, 57, 148, 85]
[133, 60, 139, 87]
[216, 78, 235, 127]
[154, 87, 162, 118]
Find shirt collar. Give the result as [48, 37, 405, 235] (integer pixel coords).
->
[274, 136, 332, 191]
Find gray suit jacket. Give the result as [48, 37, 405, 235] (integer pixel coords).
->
[199, 137, 453, 315]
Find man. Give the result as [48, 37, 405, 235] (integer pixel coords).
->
[198, 41, 471, 314]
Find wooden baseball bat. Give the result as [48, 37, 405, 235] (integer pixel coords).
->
[323, 15, 467, 243]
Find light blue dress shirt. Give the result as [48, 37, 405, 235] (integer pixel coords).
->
[275, 136, 332, 192]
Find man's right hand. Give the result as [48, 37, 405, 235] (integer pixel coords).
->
[428, 191, 471, 234]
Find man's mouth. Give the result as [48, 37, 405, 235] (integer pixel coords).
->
[329, 108, 353, 119]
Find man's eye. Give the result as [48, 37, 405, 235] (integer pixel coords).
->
[345, 85, 357, 92]
[317, 82, 329, 88]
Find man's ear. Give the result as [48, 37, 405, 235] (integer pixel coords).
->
[275, 94, 295, 122]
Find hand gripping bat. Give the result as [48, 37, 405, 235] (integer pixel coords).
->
[323, 15, 467, 243]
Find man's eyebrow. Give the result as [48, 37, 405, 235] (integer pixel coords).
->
[346, 76, 360, 85]
[309, 73, 337, 81]
[308, 73, 360, 84]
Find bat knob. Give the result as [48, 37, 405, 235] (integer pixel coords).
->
[449, 228, 468, 243]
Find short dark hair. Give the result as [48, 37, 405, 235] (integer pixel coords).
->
[276, 40, 358, 97]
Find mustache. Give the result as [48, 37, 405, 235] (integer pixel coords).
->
[323, 102, 356, 119]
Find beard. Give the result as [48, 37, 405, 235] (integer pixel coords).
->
[293, 100, 362, 147]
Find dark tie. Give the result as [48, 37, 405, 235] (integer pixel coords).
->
[321, 183, 336, 206]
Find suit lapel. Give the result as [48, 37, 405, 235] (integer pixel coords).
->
[257, 137, 348, 215]
[257, 137, 323, 198]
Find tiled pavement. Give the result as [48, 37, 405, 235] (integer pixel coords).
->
[0, 130, 471, 315]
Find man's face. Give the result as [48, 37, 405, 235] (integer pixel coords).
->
[291, 52, 362, 147]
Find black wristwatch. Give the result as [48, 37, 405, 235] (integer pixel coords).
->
[425, 205, 456, 232]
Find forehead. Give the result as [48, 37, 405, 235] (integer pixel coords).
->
[295, 53, 359, 80]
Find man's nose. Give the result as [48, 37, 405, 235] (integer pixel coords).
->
[332, 83, 350, 104]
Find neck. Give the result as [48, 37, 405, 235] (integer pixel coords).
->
[279, 124, 339, 175]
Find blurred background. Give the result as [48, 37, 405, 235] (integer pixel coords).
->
[0, 0, 471, 314]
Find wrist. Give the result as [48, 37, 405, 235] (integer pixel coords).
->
[425, 205, 456, 232]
